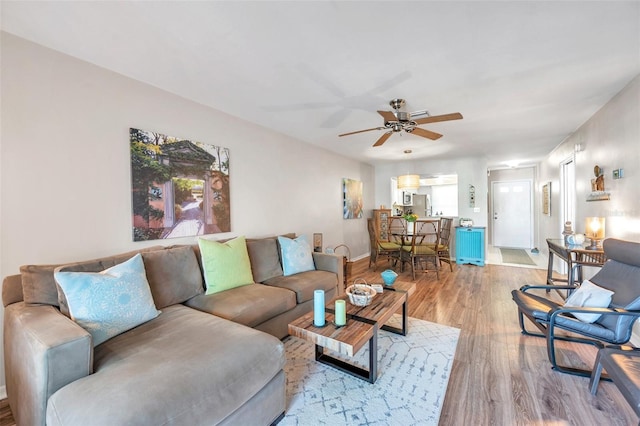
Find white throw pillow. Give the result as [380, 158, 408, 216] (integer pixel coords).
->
[563, 279, 614, 323]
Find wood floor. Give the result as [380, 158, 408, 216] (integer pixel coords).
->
[356, 258, 638, 425]
[1, 258, 636, 425]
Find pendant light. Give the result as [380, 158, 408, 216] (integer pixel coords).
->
[397, 174, 420, 191]
[397, 150, 420, 191]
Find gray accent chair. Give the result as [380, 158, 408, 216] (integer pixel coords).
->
[511, 238, 640, 377]
[590, 346, 640, 418]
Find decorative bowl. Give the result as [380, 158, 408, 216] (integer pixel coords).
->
[381, 269, 398, 286]
[346, 283, 376, 307]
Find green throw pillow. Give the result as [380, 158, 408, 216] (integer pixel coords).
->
[198, 236, 254, 295]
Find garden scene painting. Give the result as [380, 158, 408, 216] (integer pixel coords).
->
[130, 128, 230, 241]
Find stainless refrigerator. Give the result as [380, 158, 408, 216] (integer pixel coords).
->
[412, 194, 431, 217]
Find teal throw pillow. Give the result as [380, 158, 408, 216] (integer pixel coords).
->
[198, 236, 254, 295]
[278, 235, 316, 276]
[54, 254, 160, 346]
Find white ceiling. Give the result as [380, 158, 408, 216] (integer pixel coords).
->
[2, 1, 639, 169]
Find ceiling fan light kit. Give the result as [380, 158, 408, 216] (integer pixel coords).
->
[338, 98, 463, 147]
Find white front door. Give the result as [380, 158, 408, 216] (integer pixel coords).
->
[492, 180, 533, 248]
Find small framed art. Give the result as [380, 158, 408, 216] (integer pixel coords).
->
[542, 182, 551, 216]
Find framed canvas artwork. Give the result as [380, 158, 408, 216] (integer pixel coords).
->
[343, 178, 363, 219]
[130, 128, 230, 241]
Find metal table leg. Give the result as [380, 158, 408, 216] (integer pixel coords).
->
[315, 326, 378, 383]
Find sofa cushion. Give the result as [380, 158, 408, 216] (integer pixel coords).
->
[141, 246, 204, 309]
[263, 270, 337, 304]
[185, 283, 296, 328]
[54, 254, 160, 346]
[20, 246, 163, 306]
[198, 236, 254, 295]
[46, 305, 285, 426]
[246, 238, 283, 282]
[278, 235, 315, 276]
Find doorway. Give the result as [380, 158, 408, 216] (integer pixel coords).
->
[492, 180, 533, 248]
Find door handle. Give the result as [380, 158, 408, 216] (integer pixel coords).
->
[494, 213, 498, 220]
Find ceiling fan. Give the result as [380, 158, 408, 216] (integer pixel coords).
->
[338, 99, 463, 147]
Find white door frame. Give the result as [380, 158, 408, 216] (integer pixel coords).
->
[560, 155, 576, 236]
[557, 155, 576, 275]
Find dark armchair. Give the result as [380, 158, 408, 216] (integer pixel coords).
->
[511, 238, 640, 377]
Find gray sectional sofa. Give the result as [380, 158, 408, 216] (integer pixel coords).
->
[2, 235, 343, 426]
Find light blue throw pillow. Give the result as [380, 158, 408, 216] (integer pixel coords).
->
[54, 254, 160, 346]
[278, 235, 316, 276]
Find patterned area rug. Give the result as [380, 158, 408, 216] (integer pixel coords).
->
[281, 317, 460, 425]
[499, 248, 536, 265]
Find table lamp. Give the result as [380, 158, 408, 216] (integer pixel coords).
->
[585, 217, 605, 250]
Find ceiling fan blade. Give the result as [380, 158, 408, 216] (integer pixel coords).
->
[377, 110, 397, 122]
[414, 112, 463, 125]
[339, 127, 384, 137]
[373, 131, 393, 147]
[410, 127, 443, 140]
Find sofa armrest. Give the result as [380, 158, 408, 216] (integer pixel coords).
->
[2, 274, 23, 307]
[4, 302, 92, 426]
[312, 252, 344, 295]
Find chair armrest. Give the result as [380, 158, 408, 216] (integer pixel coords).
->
[520, 284, 576, 293]
[551, 306, 640, 318]
[313, 252, 344, 296]
[4, 302, 92, 426]
[548, 306, 640, 339]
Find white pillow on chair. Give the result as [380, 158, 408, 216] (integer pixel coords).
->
[563, 279, 614, 323]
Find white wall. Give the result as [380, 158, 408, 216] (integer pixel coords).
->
[0, 33, 374, 387]
[538, 74, 640, 252]
[536, 74, 640, 343]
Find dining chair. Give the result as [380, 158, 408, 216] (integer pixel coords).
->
[367, 218, 401, 271]
[388, 216, 407, 246]
[434, 217, 454, 271]
[400, 219, 441, 280]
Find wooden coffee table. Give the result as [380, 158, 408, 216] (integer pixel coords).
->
[288, 281, 415, 383]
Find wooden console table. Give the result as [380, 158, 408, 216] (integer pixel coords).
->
[546, 238, 606, 292]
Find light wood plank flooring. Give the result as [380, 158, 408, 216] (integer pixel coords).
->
[0, 258, 636, 425]
[357, 257, 638, 425]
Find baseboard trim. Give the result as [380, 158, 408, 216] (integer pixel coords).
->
[351, 253, 369, 262]
[0, 386, 6, 400]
